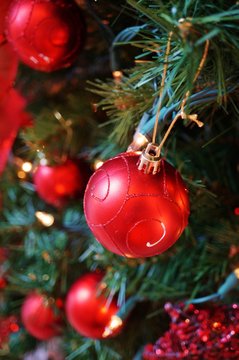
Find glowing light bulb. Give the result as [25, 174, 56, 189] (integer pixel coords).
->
[54, 111, 62, 120]
[22, 162, 32, 172]
[35, 211, 54, 227]
[102, 315, 123, 338]
[93, 159, 104, 171]
[134, 133, 148, 147]
[127, 133, 148, 152]
[112, 70, 123, 81]
[17, 170, 26, 179]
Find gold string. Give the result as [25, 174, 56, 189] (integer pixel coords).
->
[54, 111, 73, 162]
[157, 39, 210, 153]
[152, 31, 173, 144]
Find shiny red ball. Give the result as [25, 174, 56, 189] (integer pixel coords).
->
[34, 160, 88, 207]
[84, 152, 190, 258]
[21, 292, 62, 340]
[65, 272, 122, 339]
[6, 0, 86, 72]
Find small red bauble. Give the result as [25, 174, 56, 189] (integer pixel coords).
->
[84, 152, 190, 258]
[34, 160, 88, 207]
[6, 0, 86, 72]
[65, 272, 122, 339]
[21, 292, 62, 340]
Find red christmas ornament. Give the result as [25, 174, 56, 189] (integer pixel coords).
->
[84, 152, 190, 258]
[234, 207, 239, 216]
[0, 0, 19, 100]
[65, 272, 123, 339]
[34, 160, 89, 207]
[143, 302, 239, 360]
[21, 292, 62, 340]
[6, 0, 86, 72]
[0, 89, 31, 175]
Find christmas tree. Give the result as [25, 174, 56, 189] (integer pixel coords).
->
[0, 0, 239, 359]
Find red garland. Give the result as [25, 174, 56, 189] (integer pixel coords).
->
[0, 316, 19, 349]
[143, 302, 239, 360]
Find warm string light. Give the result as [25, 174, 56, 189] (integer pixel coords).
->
[15, 158, 33, 179]
[112, 70, 123, 82]
[102, 315, 123, 338]
[127, 132, 148, 152]
[22, 161, 32, 172]
[35, 211, 55, 227]
[17, 170, 26, 179]
[93, 159, 104, 170]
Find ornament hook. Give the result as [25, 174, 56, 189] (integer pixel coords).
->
[137, 143, 161, 175]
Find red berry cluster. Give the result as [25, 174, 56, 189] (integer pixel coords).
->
[143, 302, 239, 360]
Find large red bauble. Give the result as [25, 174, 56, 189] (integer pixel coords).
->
[33, 160, 88, 207]
[84, 152, 190, 258]
[6, 0, 86, 72]
[21, 292, 62, 340]
[65, 272, 122, 339]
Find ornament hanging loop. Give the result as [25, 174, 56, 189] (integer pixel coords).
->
[137, 33, 209, 175]
[138, 31, 173, 175]
[137, 143, 161, 175]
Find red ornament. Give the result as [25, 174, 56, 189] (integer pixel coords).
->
[84, 152, 190, 258]
[34, 160, 89, 207]
[0, 89, 31, 175]
[21, 292, 62, 340]
[6, 0, 86, 72]
[143, 302, 239, 360]
[234, 207, 239, 216]
[0, 0, 19, 100]
[65, 272, 123, 339]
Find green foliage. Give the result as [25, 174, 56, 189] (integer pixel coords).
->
[89, 0, 239, 150]
[88, 77, 154, 148]
[1, 0, 239, 359]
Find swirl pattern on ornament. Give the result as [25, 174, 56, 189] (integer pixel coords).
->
[146, 221, 166, 247]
